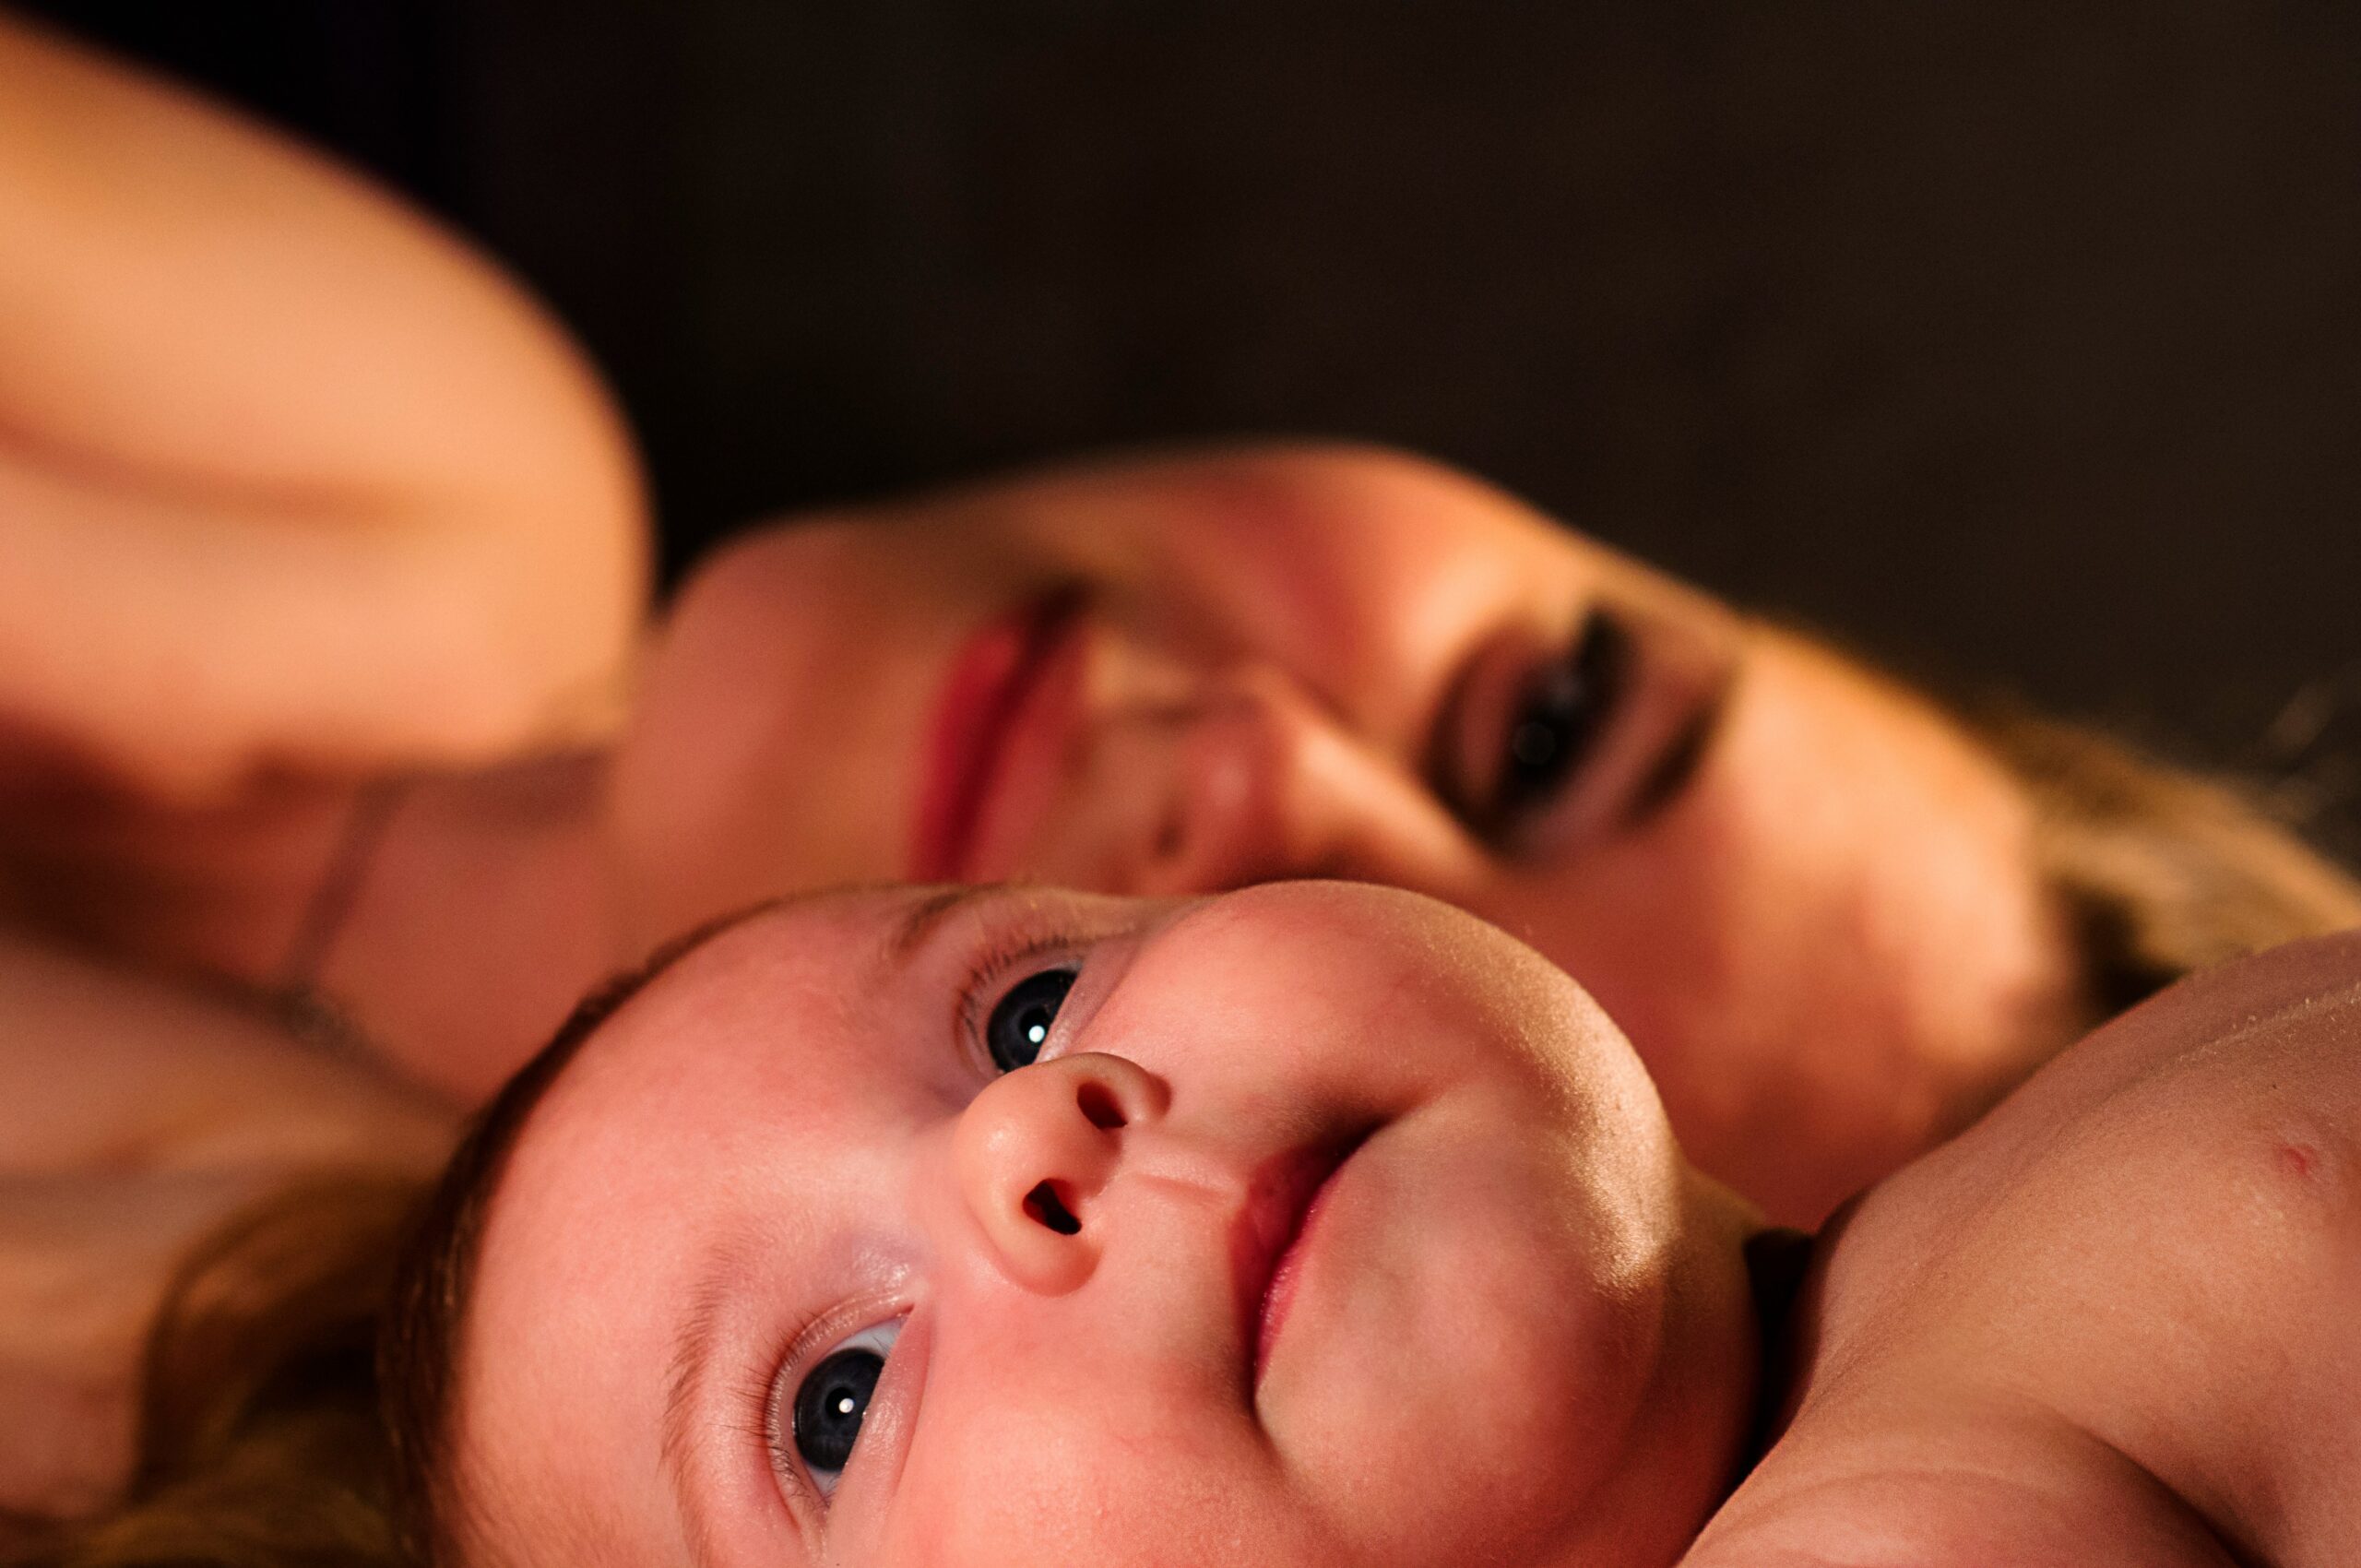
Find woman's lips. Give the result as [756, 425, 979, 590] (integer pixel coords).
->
[1233, 1134, 1366, 1391]
[909, 591, 1085, 882]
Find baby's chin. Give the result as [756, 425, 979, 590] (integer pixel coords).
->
[1275, 1078, 1762, 1562]
[1242, 884, 1766, 1470]
[1529, 1169, 1767, 1568]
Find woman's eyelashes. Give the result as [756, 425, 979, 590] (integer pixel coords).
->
[785, 1319, 905, 1501]
[985, 965, 1078, 1072]
[1449, 609, 1633, 843]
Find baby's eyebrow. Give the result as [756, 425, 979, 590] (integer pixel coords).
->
[649, 888, 1012, 1562]
[391, 894, 813, 1568]
[660, 1219, 777, 1566]
[883, 882, 1001, 962]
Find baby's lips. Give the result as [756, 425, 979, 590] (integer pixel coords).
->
[1229, 1132, 1369, 1392]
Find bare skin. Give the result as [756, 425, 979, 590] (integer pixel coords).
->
[0, 9, 613, 1513]
[1690, 927, 2361, 1567]
[0, 13, 645, 805]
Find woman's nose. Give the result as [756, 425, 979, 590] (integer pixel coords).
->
[952, 1051, 1169, 1296]
[1136, 663, 1470, 895]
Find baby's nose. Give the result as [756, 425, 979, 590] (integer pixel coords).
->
[952, 1051, 1169, 1295]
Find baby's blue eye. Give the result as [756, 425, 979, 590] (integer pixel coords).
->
[791, 1321, 902, 1497]
[987, 968, 1075, 1073]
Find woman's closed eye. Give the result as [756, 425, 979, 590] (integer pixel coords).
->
[1441, 609, 1632, 846]
[782, 1318, 905, 1501]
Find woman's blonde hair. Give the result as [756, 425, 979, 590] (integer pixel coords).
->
[13, 714, 2359, 1568]
[1972, 705, 2361, 1015]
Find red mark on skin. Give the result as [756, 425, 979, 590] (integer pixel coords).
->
[2277, 1142, 2319, 1182]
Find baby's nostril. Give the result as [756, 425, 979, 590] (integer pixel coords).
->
[1076, 1082, 1127, 1131]
[1024, 1181, 1083, 1236]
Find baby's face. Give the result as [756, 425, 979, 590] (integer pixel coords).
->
[456, 882, 1759, 1567]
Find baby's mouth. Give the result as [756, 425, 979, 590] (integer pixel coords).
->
[1231, 1130, 1370, 1394]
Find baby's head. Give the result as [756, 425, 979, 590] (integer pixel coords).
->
[386, 882, 1762, 1567]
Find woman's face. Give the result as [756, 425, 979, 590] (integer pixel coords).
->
[612, 445, 2082, 1219]
[456, 882, 1758, 1568]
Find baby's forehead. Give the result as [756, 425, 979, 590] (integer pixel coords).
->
[513, 884, 1077, 1180]
[465, 898, 914, 1351]
[587, 882, 955, 1037]
[543, 892, 909, 1094]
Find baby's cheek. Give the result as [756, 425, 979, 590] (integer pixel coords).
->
[886, 1389, 1316, 1568]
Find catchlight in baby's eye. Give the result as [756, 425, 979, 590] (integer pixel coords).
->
[986, 967, 1076, 1072]
[790, 1319, 904, 1498]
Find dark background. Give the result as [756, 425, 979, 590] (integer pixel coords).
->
[25, 0, 2361, 844]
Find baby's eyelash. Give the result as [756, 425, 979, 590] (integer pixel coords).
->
[955, 914, 1088, 1060]
[752, 1303, 830, 1502]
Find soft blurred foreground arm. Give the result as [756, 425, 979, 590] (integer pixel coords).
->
[0, 11, 648, 802]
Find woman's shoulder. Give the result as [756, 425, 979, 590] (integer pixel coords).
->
[0, 919, 457, 1175]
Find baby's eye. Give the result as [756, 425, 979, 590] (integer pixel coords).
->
[791, 1320, 903, 1499]
[985, 967, 1077, 1073]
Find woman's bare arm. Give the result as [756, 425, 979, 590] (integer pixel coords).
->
[0, 11, 648, 803]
